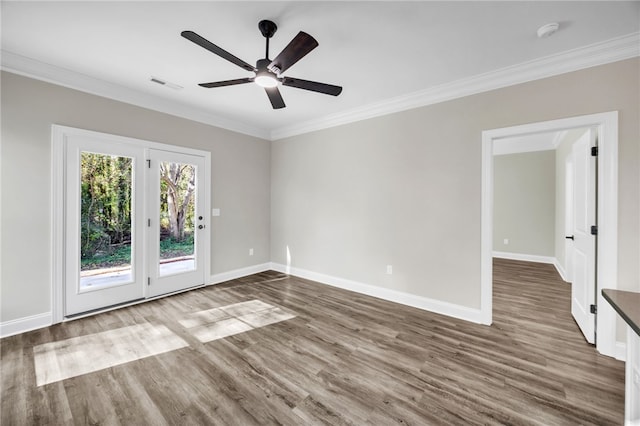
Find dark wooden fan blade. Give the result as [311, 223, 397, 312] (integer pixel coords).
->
[265, 87, 286, 109]
[282, 76, 342, 96]
[268, 32, 318, 74]
[199, 78, 253, 88]
[182, 30, 256, 72]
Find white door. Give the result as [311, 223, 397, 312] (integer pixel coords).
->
[564, 158, 574, 283]
[65, 136, 146, 315]
[146, 150, 206, 297]
[64, 132, 209, 316]
[570, 128, 597, 344]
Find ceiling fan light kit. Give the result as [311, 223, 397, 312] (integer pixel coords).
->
[254, 73, 278, 88]
[181, 19, 342, 109]
[254, 58, 278, 88]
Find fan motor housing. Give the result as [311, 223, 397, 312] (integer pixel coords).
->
[256, 58, 271, 71]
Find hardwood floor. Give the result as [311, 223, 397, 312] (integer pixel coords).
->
[1, 259, 625, 425]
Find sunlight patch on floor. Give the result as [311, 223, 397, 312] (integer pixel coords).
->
[178, 299, 296, 343]
[33, 323, 188, 386]
[33, 300, 295, 386]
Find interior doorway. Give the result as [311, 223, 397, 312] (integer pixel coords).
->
[480, 111, 620, 359]
[491, 126, 597, 344]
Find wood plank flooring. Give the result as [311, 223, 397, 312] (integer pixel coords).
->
[1, 259, 625, 425]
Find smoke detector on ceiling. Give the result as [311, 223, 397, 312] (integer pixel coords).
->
[537, 23, 559, 39]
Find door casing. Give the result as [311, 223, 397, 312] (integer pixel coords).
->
[52, 125, 211, 322]
[481, 111, 619, 359]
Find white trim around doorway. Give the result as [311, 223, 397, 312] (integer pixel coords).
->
[51, 125, 212, 324]
[481, 111, 619, 359]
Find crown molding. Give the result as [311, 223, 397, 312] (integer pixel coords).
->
[271, 32, 640, 141]
[3, 32, 638, 142]
[0, 50, 271, 140]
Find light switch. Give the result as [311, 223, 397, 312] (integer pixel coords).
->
[212, 208, 220, 217]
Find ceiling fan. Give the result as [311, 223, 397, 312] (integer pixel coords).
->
[181, 20, 342, 109]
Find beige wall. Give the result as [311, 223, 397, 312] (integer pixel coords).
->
[493, 150, 556, 257]
[0, 71, 271, 323]
[271, 58, 640, 312]
[2, 58, 639, 327]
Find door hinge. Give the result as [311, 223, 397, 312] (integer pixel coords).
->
[148, 277, 151, 286]
[590, 225, 598, 235]
[147, 159, 151, 168]
[591, 146, 598, 157]
[590, 304, 597, 314]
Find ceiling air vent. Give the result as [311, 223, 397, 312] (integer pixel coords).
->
[150, 76, 183, 90]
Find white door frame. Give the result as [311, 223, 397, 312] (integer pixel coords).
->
[480, 111, 619, 359]
[51, 125, 211, 323]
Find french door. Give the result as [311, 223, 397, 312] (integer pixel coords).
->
[146, 150, 206, 298]
[63, 132, 208, 316]
[65, 136, 146, 315]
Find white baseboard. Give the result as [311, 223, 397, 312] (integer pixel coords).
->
[492, 251, 571, 283]
[615, 341, 627, 362]
[1, 265, 272, 339]
[209, 263, 271, 285]
[269, 263, 485, 324]
[493, 251, 556, 264]
[0, 312, 52, 338]
[553, 260, 570, 283]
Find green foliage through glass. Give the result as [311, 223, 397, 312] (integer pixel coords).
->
[81, 152, 132, 270]
[79, 154, 196, 272]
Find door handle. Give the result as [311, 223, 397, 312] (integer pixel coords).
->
[198, 224, 205, 230]
[565, 235, 574, 240]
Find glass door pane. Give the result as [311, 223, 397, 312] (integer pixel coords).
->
[158, 161, 196, 277]
[79, 152, 134, 289]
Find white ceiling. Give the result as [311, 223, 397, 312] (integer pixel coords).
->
[2, 1, 639, 140]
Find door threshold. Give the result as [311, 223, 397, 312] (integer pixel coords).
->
[63, 284, 205, 322]
[65, 298, 146, 321]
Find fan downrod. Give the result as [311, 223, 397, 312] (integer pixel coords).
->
[258, 20, 277, 39]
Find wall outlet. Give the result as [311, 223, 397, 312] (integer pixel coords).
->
[386, 265, 393, 275]
[503, 238, 509, 245]
[249, 248, 254, 256]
